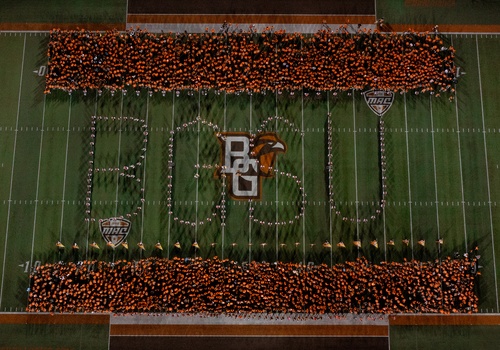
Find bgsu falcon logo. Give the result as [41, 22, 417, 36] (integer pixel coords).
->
[363, 89, 395, 117]
[216, 132, 286, 199]
[99, 218, 131, 246]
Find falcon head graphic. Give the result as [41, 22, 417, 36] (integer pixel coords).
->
[250, 133, 287, 177]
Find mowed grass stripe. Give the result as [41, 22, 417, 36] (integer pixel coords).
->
[0, 35, 24, 308]
[477, 36, 500, 314]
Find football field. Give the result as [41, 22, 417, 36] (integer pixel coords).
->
[0, 31, 500, 316]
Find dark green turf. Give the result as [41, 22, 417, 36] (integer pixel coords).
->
[0, 32, 500, 314]
[390, 325, 500, 350]
[0, 0, 126, 24]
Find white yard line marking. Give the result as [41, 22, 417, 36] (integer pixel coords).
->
[404, 93, 414, 259]
[352, 91, 360, 247]
[114, 94, 124, 215]
[248, 93, 253, 263]
[221, 92, 227, 260]
[194, 91, 201, 245]
[167, 92, 175, 260]
[302, 90, 307, 265]
[140, 93, 150, 241]
[58, 95, 72, 241]
[28, 94, 47, 301]
[476, 35, 499, 311]
[0, 33, 26, 308]
[452, 37, 468, 252]
[429, 97, 441, 246]
[275, 91, 279, 261]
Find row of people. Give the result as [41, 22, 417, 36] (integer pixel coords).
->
[27, 256, 477, 314]
[45, 27, 456, 95]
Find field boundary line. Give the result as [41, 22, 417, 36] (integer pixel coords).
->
[476, 35, 499, 312]
[0, 33, 26, 308]
[58, 95, 72, 241]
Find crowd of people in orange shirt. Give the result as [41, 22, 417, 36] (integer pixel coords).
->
[45, 27, 456, 95]
[27, 256, 478, 314]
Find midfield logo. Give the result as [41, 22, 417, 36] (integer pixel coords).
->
[99, 218, 131, 246]
[363, 90, 395, 117]
[216, 132, 287, 200]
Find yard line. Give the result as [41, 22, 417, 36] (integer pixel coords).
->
[140, 93, 150, 242]
[429, 97, 441, 251]
[114, 94, 124, 216]
[327, 92, 332, 265]
[167, 92, 175, 260]
[58, 95, 72, 241]
[248, 93, 253, 263]
[352, 91, 360, 251]
[194, 91, 201, 247]
[302, 90, 307, 265]
[403, 93, 414, 259]
[221, 91, 227, 260]
[28, 94, 47, 303]
[451, 37, 468, 252]
[85, 90, 99, 261]
[0, 33, 26, 308]
[476, 35, 499, 311]
[275, 91, 279, 261]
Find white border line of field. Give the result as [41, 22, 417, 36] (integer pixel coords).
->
[0, 33, 26, 308]
[248, 93, 253, 263]
[275, 91, 279, 261]
[58, 95, 72, 241]
[476, 35, 499, 312]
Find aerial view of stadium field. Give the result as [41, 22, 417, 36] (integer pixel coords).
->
[0, 0, 500, 349]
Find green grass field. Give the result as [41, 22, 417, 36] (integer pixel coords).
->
[0, 31, 500, 316]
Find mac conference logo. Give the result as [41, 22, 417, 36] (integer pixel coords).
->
[363, 90, 395, 116]
[99, 218, 131, 246]
[216, 132, 287, 200]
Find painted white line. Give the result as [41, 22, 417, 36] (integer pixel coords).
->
[476, 35, 499, 311]
[327, 92, 332, 265]
[404, 93, 414, 259]
[275, 90, 279, 261]
[194, 90, 201, 245]
[451, 37, 468, 252]
[114, 94, 124, 215]
[352, 91, 360, 245]
[429, 97, 441, 246]
[248, 93, 252, 263]
[58, 95, 72, 241]
[302, 89, 307, 265]
[140, 93, 150, 241]
[0, 33, 26, 308]
[222, 91, 227, 260]
[28, 94, 47, 302]
[167, 92, 175, 260]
